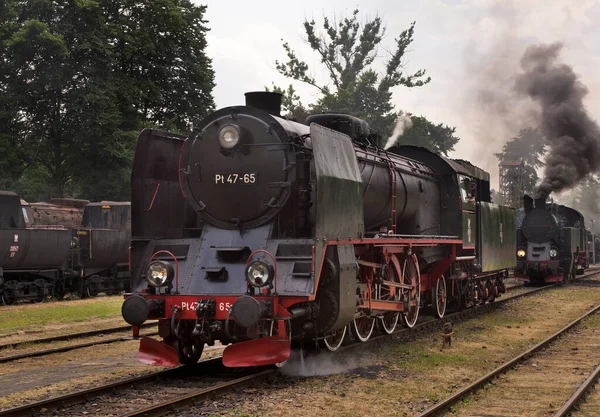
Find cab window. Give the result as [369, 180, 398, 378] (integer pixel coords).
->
[458, 175, 475, 203]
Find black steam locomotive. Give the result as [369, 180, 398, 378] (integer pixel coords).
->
[122, 91, 516, 368]
[515, 195, 589, 284]
[0, 191, 131, 304]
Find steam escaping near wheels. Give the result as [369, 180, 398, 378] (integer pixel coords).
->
[278, 349, 360, 377]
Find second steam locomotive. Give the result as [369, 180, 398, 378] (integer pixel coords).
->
[122, 91, 517, 367]
[515, 195, 590, 284]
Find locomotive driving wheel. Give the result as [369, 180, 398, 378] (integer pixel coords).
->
[351, 315, 376, 342]
[433, 275, 447, 318]
[377, 261, 401, 335]
[402, 253, 421, 328]
[321, 326, 347, 351]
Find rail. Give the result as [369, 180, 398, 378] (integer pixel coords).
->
[2, 269, 598, 417]
[416, 302, 600, 417]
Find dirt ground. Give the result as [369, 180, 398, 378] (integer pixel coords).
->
[0, 335, 225, 410]
[176, 282, 600, 417]
[0, 278, 598, 415]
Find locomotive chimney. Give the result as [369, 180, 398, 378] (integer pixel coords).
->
[523, 195, 534, 213]
[244, 91, 282, 117]
[534, 196, 546, 210]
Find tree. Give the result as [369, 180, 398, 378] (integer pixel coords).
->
[393, 114, 460, 156]
[563, 175, 600, 229]
[494, 128, 546, 201]
[0, 0, 215, 201]
[274, 9, 430, 140]
[265, 83, 310, 123]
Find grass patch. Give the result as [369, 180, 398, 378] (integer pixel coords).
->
[0, 298, 123, 331]
[387, 342, 478, 371]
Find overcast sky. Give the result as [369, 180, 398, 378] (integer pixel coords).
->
[200, 0, 600, 189]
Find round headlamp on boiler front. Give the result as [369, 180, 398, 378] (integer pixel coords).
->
[517, 249, 526, 258]
[549, 247, 558, 259]
[245, 260, 274, 287]
[217, 123, 241, 149]
[145, 260, 174, 287]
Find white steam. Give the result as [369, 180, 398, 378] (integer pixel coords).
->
[279, 349, 359, 377]
[383, 111, 413, 150]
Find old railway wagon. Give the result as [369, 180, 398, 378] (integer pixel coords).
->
[0, 192, 131, 303]
[121, 91, 517, 367]
[515, 195, 589, 284]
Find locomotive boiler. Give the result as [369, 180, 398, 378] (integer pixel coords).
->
[515, 195, 588, 283]
[122, 91, 516, 367]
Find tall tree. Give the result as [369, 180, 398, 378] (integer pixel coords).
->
[274, 9, 430, 140]
[494, 127, 546, 199]
[0, 0, 215, 201]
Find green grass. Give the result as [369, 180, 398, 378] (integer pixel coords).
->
[386, 342, 479, 371]
[0, 298, 124, 331]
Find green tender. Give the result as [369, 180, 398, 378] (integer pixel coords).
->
[478, 202, 517, 272]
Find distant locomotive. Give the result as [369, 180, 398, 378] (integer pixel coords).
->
[121, 91, 516, 368]
[0, 191, 131, 304]
[515, 195, 589, 284]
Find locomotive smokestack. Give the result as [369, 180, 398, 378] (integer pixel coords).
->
[244, 91, 282, 117]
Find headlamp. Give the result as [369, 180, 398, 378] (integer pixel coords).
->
[245, 260, 274, 287]
[146, 260, 174, 287]
[549, 248, 558, 259]
[517, 249, 526, 258]
[218, 124, 240, 149]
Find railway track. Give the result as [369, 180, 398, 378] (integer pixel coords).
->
[416, 302, 600, 416]
[554, 363, 600, 417]
[0, 321, 157, 351]
[1, 270, 598, 417]
[0, 282, 529, 365]
[0, 322, 158, 364]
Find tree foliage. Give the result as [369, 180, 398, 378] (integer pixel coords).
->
[0, 0, 215, 201]
[561, 175, 600, 229]
[395, 115, 460, 156]
[274, 9, 430, 139]
[265, 83, 310, 123]
[494, 127, 546, 199]
[272, 9, 460, 156]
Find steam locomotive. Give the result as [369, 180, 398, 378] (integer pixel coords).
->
[0, 191, 131, 304]
[515, 195, 589, 283]
[121, 91, 517, 368]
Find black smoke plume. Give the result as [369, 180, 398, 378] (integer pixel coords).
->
[515, 42, 600, 200]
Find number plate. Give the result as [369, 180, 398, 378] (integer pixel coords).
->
[214, 173, 257, 185]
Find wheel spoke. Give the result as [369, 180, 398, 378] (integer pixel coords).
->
[322, 326, 347, 351]
[377, 258, 401, 335]
[352, 316, 375, 342]
[435, 275, 447, 318]
[402, 254, 420, 328]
